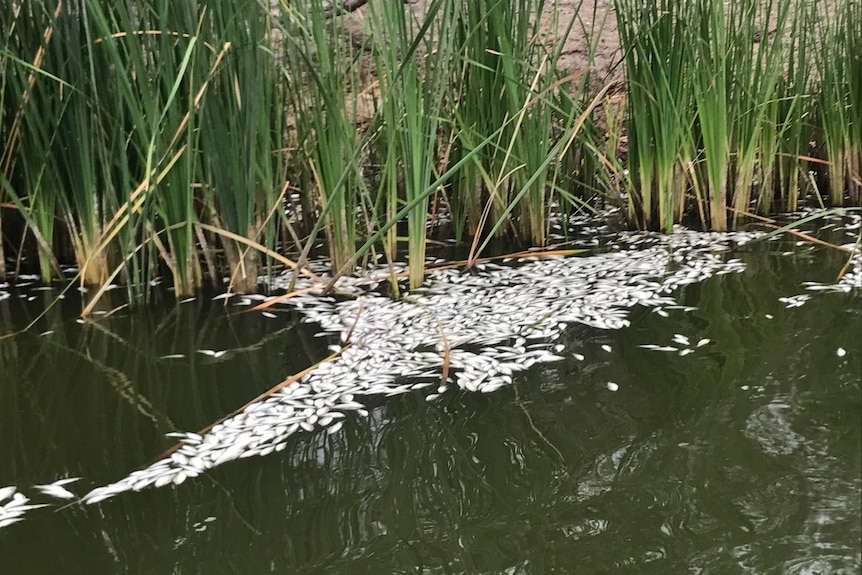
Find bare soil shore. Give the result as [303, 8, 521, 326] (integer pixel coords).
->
[332, 0, 623, 124]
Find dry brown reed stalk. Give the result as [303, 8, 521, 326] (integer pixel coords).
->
[401, 297, 451, 387]
[224, 184, 290, 293]
[147, 346, 348, 464]
[247, 284, 329, 312]
[755, 223, 852, 252]
[196, 223, 323, 283]
[149, 302, 365, 464]
[730, 206, 859, 254]
[837, 235, 861, 281]
[749, 222, 855, 253]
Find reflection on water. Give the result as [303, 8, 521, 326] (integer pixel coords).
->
[0, 239, 859, 574]
[744, 396, 804, 456]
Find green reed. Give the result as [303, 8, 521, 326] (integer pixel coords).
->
[615, 0, 693, 232]
[280, 0, 365, 275]
[2, 1, 295, 299]
[726, 0, 793, 226]
[2, 3, 68, 282]
[198, 2, 286, 292]
[612, 0, 854, 231]
[774, 0, 813, 213]
[452, 0, 576, 248]
[369, 0, 457, 288]
[1, 0, 857, 309]
[817, 0, 861, 206]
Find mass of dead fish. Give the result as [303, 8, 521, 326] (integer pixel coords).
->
[0, 479, 80, 529]
[79, 225, 773, 504]
[1, 213, 858, 516]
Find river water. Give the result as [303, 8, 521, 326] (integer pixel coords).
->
[0, 221, 859, 574]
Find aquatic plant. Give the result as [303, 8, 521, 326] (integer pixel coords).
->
[817, 0, 862, 206]
[1, 0, 859, 306]
[613, 0, 859, 231]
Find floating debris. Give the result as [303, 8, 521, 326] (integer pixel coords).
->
[82, 226, 765, 503]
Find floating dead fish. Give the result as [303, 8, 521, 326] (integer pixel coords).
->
[0, 487, 16, 503]
[197, 349, 227, 358]
[81, 224, 780, 500]
[672, 334, 690, 346]
[33, 478, 80, 500]
[34, 485, 76, 500]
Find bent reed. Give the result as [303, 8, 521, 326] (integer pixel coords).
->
[0, 0, 858, 303]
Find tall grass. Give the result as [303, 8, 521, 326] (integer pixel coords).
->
[369, 0, 457, 288]
[452, 0, 574, 247]
[2, 1, 293, 299]
[281, 0, 364, 275]
[817, 0, 862, 206]
[612, 0, 859, 231]
[615, 0, 693, 232]
[772, 0, 813, 213]
[0, 0, 859, 307]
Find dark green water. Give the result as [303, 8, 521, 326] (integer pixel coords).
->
[0, 241, 859, 574]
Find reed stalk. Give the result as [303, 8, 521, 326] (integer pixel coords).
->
[1, 0, 857, 306]
[615, 0, 693, 232]
[369, 0, 457, 288]
[198, 1, 285, 292]
[817, 0, 862, 205]
[774, 0, 813, 212]
[280, 0, 365, 274]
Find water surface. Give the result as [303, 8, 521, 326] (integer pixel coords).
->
[0, 236, 859, 574]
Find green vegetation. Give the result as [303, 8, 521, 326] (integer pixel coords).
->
[614, 0, 860, 231]
[1, 0, 859, 303]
